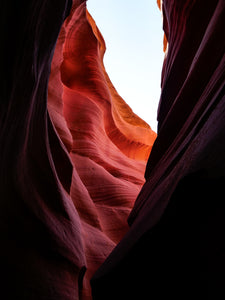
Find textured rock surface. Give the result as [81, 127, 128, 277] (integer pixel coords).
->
[92, 0, 225, 299]
[51, 2, 156, 298]
[2, 0, 225, 299]
[0, 0, 155, 299]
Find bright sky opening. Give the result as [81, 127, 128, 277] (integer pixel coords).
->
[87, 0, 164, 131]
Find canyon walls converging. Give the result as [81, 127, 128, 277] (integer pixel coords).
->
[0, 0, 225, 299]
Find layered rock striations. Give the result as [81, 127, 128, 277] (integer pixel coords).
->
[2, 0, 225, 299]
[92, 1, 225, 299]
[53, 3, 157, 297]
[49, 2, 156, 298]
[0, 0, 155, 299]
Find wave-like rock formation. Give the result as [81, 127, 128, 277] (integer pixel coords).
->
[92, 0, 225, 299]
[0, 0, 155, 299]
[1, 0, 225, 299]
[49, 1, 156, 298]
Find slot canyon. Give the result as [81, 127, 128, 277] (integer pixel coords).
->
[0, 0, 225, 299]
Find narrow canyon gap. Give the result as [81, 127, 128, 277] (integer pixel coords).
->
[0, 1, 225, 300]
[87, 0, 165, 131]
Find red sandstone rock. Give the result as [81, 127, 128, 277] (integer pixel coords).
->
[2, 0, 225, 299]
[0, 0, 156, 296]
[48, 2, 156, 298]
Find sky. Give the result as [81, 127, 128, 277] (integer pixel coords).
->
[87, 0, 164, 131]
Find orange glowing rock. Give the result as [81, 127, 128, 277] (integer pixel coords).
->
[2, 0, 225, 299]
[48, 1, 156, 298]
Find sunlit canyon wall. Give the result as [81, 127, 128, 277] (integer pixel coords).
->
[0, 0, 225, 299]
[48, 1, 156, 298]
[0, 0, 155, 299]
